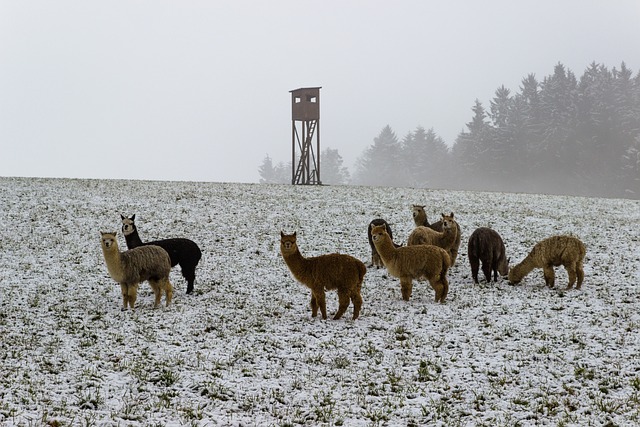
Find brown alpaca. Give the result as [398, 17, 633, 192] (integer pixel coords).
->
[508, 235, 586, 289]
[411, 206, 462, 264]
[407, 213, 459, 265]
[100, 232, 173, 309]
[280, 231, 365, 320]
[468, 227, 510, 284]
[367, 218, 401, 268]
[370, 224, 450, 302]
[412, 204, 441, 229]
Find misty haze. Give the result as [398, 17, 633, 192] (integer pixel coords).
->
[261, 62, 640, 200]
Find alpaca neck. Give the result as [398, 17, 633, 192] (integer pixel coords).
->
[441, 225, 457, 245]
[124, 228, 144, 248]
[414, 213, 429, 227]
[102, 243, 125, 283]
[282, 247, 311, 282]
[373, 233, 398, 264]
[511, 255, 536, 282]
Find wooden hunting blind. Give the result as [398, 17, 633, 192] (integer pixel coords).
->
[290, 87, 321, 185]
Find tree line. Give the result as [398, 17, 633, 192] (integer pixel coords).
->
[259, 62, 640, 199]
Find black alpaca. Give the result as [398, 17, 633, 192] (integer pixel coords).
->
[121, 214, 202, 294]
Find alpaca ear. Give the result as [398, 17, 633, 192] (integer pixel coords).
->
[441, 213, 445, 218]
[120, 214, 125, 220]
[450, 212, 454, 218]
[280, 231, 285, 238]
[131, 214, 136, 221]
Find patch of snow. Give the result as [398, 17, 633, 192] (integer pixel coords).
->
[0, 177, 639, 426]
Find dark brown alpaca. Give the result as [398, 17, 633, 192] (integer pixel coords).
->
[467, 227, 509, 284]
[280, 232, 365, 320]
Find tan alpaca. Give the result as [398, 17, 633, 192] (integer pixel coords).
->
[407, 213, 459, 265]
[370, 224, 451, 302]
[411, 207, 462, 264]
[280, 231, 365, 320]
[508, 235, 586, 289]
[100, 232, 173, 309]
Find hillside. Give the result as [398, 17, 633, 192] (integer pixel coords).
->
[0, 177, 638, 426]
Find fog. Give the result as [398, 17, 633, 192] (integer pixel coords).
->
[1, 1, 639, 189]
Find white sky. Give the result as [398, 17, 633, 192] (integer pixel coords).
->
[1, 1, 639, 183]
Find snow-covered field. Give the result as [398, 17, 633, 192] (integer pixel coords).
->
[0, 177, 639, 427]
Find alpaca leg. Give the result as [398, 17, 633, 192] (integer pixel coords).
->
[350, 290, 363, 320]
[372, 253, 382, 269]
[316, 292, 328, 320]
[481, 262, 493, 283]
[543, 265, 555, 288]
[182, 263, 196, 294]
[469, 256, 480, 284]
[149, 280, 162, 308]
[491, 261, 499, 282]
[400, 278, 413, 301]
[120, 284, 128, 310]
[333, 292, 351, 320]
[127, 284, 138, 309]
[164, 278, 173, 306]
[310, 293, 319, 318]
[431, 280, 443, 303]
[576, 262, 584, 289]
[450, 249, 458, 266]
[440, 276, 449, 302]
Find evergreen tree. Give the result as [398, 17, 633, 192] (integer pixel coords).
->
[258, 154, 278, 184]
[321, 148, 350, 185]
[537, 63, 579, 176]
[451, 100, 490, 188]
[258, 154, 289, 184]
[353, 125, 402, 186]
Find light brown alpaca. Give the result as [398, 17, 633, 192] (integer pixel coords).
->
[280, 231, 365, 320]
[411, 206, 462, 264]
[412, 204, 440, 229]
[100, 232, 173, 309]
[508, 235, 586, 289]
[370, 224, 450, 302]
[407, 213, 460, 265]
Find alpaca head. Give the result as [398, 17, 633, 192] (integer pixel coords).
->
[440, 213, 456, 230]
[370, 224, 389, 243]
[100, 231, 118, 250]
[120, 214, 136, 236]
[411, 205, 426, 221]
[280, 231, 298, 255]
[498, 256, 510, 277]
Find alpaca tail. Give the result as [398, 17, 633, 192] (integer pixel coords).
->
[357, 261, 366, 291]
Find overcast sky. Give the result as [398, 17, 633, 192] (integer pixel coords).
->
[2, 1, 639, 184]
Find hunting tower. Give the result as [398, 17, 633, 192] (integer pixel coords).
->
[290, 87, 321, 185]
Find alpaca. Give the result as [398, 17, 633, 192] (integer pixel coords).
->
[370, 224, 450, 302]
[121, 214, 202, 294]
[412, 204, 441, 230]
[100, 231, 173, 309]
[280, 231, 365, 320]
[467, 227, 509, 284]
[508, 235, 586, 289]
[367, 218, 400, 268]
[407, 213, 460, 265]
[411, 206, 462, 264]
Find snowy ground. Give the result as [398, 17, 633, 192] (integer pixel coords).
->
[0, 177, 639, 427]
